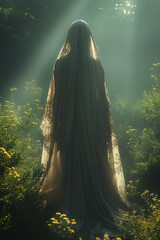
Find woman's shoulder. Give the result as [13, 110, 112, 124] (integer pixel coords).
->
[54, 56, 104, 75]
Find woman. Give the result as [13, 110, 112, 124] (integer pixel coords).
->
[39, 20, 129, 239]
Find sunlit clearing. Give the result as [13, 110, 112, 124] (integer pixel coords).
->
[115, 0, 137, 16]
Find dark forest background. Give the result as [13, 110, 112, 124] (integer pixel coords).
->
[0, 0, 160, 239]
[0, 0, 160, 100]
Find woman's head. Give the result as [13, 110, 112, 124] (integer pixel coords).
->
[58, 20, 98, 60]
[67, 20, 91, 48]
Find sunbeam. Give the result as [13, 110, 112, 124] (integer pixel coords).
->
[15, 0, 88, 96]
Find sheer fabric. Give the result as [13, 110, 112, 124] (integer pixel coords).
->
[39, 20, 129, 239]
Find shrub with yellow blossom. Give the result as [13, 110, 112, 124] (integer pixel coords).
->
[121, 190, 160, 240]
[0, 147, 12, 171]
[0, 81, 44, 235]
[93, 233, 122, 240]
[47, 212, 77, 239]
[0, 150, 26, 230]
[47, 213, 123, 240]
[124, 63, 160, 196]
[126, 179, 140, 201]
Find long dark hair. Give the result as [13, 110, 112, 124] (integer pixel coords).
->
[40, 20, 129, 238]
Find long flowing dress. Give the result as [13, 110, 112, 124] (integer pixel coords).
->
[39, 20, 129, 239]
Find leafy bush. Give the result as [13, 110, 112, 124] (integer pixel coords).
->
[120, 63, 160, 197]
[1, 63, 160, 240]
[0, 81, 46, 239]
[47, 212, 76, 239]
[47, 212, 123, 240]
[112, 63, 160, 240]
[121, 190, 160, 240]
[112, 97, 145, 181]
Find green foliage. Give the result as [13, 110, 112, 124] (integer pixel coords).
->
[47, 212, 122, 240]
[126, 179, 140, 200]
[0, 81, 45, 237]
[0, 7, 13, 17]
[112, 97, 144, 180]
[118, 63, 160, 197]
[48, 213, 76, 239]
[127, 127, 160, 174]
[121, 190, 160, 240]
[0, 64, 160, 239]
[142, 63, 160, 130]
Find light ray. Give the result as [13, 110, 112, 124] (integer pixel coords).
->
[15, 0, 87, 93]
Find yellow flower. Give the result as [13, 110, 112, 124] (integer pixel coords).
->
[152, 197, 157, 201]
[0, 147, 11, 158]
[144, 190, 149, 194]
[10, 88, 18, 92]
[156, 217, 160, 222]
[52, 220, 59, 224]
[50, 217, 56, 221]
[67, 226, 75, 233]
[71, 221, 76, 224]
[141, 190, 149, 197]
[0, 147, 5, 152]
[104, 233, 110, 240]
[64, 218, 70, 224]
[130, 128, 136, 131]
[6, 153, 11, 158]
[116, 238, 122, 240]
[60, 214, 67, 218]
[96, 237, 101, 240]
[79, 238, 83, 240]
[56, 212, 61, 215]
[123, 213, 129, 217]
[48, 223, 52, 227]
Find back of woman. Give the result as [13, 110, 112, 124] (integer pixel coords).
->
[39, 20, 129, 239]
